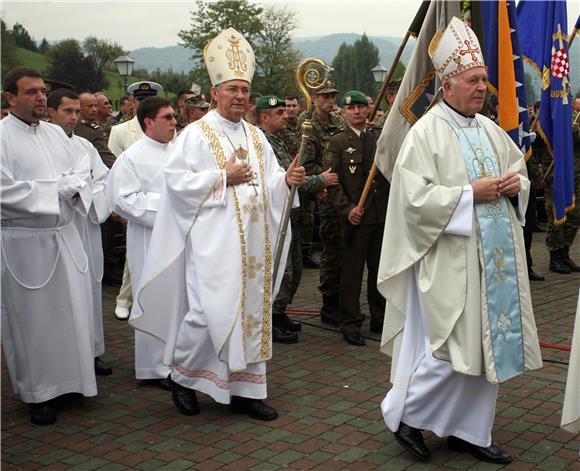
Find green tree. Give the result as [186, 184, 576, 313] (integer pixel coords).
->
[1, 20, 19, 78]
[11, 22, 37, 52]
[83, 36, 127, 71]
[353, 34, 380, 96]
[332, 43, 357, 93]
[178, 0, 264, 92]
[46, 39, 106, 91]
[38, 38, 50, 55]
[253, 6, 301, 94]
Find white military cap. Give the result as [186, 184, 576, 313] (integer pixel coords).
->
[127, 81, 164, 100]
[428, 17, 485, 81]
[203, 28, 255, 86]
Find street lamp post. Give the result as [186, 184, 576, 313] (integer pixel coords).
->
[371, 65, 388, 85]
[113, 55, 136, 95]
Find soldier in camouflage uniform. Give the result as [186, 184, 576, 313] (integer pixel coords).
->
[257, 96, 339, 342]
[174, 89, 195, 134]
[370, 79, 401, 130]
[543, 99, 580, 273]
[298, 80, 344, 325]
[95, 93, 115, 142]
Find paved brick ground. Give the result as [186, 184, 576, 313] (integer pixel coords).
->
[2, 234, 579, 470]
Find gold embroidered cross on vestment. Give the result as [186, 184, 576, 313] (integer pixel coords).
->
[243, 194, 264, 223]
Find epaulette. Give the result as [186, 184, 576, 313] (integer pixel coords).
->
[329, 128, 343, 137]
[90, 122, 101, 129]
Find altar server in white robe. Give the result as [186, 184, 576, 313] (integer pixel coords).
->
[131, 28, 305, 421]
[47, 88, 113, 376]
[376, 18, 542, 464]
[107, 96, 176, 385]
[1, 68, 97, 425]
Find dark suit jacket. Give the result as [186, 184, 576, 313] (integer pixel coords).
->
[323, 126, 389, 225]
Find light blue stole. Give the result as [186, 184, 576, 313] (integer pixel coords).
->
[451, 120, 525, 382]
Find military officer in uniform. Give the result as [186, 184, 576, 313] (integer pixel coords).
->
[257, 95, 339, 343]
[298, 78, 343, 325]
[74, 92, 116, 168]
[371, 79, 401, 130]
[324, 91, 388, 346]
[95, 93, 115, 141]
[174, 89, 195, 134]
[181, 93, 209, 130]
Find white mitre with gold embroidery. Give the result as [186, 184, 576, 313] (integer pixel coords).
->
[204, 27, 255, 86]
[428, 16, 485, 81]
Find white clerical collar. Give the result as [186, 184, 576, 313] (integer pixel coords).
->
[441, 100, 477, 127]
[142, 133, 171, 150]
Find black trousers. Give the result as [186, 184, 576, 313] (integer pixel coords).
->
[337, 221, 386, 334]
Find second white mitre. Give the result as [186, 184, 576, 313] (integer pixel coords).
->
[429, 16, 486, 81]
[204, 27, 256, 86]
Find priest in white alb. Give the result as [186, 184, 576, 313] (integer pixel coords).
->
[376, 18, 542, 464]
[1, 68, 97, 426]
[46, 87, 113, 377]
[107, 96, 177, 386]
[132, 28, 305, 420]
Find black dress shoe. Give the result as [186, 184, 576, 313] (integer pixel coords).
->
[302, 255, 320, 269]
[168, 376, 200, 416]
[157, 378, 171, 390]
[30, 401, 56, 426]
[528, 270, 545, 281]
[393, 422, 430, 461]
[230, 396, 278, 421]
[280, 313, 301, 332]
[369, 321, 384, 333]
[448, 436, 512, 464]
[94, 357, 112, 376]
[343, 332, 366, 346]
[273, 325, 299, 343]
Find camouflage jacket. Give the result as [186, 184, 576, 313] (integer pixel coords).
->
[297, 109, 343, 176]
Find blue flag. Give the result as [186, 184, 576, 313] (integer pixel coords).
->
[517, 0, 575, 223]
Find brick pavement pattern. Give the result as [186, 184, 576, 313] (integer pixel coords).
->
[2, 234, 579, 470]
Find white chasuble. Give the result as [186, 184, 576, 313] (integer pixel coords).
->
[71, 134, 110, 357]
[1, 115, 97, 403]
[107, 135, 172, 379]
[132, 110, 292, 402]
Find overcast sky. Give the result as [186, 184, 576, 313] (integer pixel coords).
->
[1, 1, 578, 51]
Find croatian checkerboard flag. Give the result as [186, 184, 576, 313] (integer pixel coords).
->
[517, 0, 575, 223]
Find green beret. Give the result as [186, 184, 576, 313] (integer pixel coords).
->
[256, 95, 285, 109]
[342, 90, 368, 106]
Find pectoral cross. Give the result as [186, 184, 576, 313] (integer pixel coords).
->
[242, 194, 264, 223]
[459, 40, 480, 62]
[247, 255, 264, 279]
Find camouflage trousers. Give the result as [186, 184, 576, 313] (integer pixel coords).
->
[318, 200, 343, 297]
[300, 196, 316, 256]
[272, 212, 303, 314]
[545, 178, 579, 251]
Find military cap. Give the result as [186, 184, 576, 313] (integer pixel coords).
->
[386, 79, 401, 93]
[342, 90, 368, 106]
[127, 81, 164, 100]
[313, 78, 338, 95]
[45, 79, 77, 94]
[185, 94, 210, 109]
[255, 95, 285, 109]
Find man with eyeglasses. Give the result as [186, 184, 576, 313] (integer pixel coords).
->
[131, 28, 305, 421]
[1, 67, 96, 425]
[106, 96, 176, 389]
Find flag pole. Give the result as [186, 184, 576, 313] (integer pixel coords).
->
[357, 1, 429, 211]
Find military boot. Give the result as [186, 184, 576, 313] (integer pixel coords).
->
[549, 250, 571, 274]
[302, 249, 320, 269]
[320, 294, 339, 326]
[561, 248, 580, 272]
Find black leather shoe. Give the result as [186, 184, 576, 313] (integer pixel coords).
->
[528, 270, 545, 281]
[302, 255, 320, 269]
[94, 357, 112, 376]
[448, 436, 512, 464]
[320, 295, 339, 326]
[550, 251, 571, 274]
[562, 250, 580, 272]
[272, 325, 299, 343]
[168, 376, 200, 416]
[280, 313, 301, 332]
[230, 396, 278, 421]
[30, 401, 56, 426]
[343, 332, 366, 346]
[369, 321, 384, 333]
[393, 422, 430, 461]
[157, 378, 171, 390]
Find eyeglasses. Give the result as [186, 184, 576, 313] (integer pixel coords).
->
[155, 113, 176, 121]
